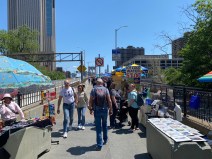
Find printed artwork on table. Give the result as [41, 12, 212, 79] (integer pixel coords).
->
[188, 136, 206, 142]
[171, 136, 191, 142]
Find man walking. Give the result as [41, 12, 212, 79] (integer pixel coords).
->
[88, 78, 112, 151]
[57, 79, 78, 138]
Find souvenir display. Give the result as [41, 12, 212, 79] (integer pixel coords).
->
[148, 118, 206, 142]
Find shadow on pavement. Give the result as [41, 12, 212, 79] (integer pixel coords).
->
[66, 144, 97, 155]
[134, 153, 152, 159]
[137, 124, 147, 138]
[111, 128, 134, 134]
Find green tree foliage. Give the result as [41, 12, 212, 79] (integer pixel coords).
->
[164, 67, 182, 85]
[32, 63, 66, 80]
[179, 0, 212, 88]
[0, 25, 39, 54]
[0, 30, 8, 54]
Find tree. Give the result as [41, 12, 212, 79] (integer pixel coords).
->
[180, 0, 212, 88]
[0, 30, 9, 54]
[164, 67, 182, 85]
[0, 25, 39, 55]
[32, 63, 66, 80]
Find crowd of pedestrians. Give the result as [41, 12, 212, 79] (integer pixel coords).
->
[56, 77, 143, 151]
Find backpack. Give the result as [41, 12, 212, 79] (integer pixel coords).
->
[94, 87, 107, 107]
[136, 93, 144, 108]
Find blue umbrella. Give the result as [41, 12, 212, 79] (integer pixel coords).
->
[0, 56, 54, 94]
[102, 73, 112, 77]
[115, 67, 122, 72]
[141, 66, 148, 71]
[121, 67, 126, 73]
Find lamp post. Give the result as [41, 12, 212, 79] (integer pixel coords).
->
[115, 26, 127, 66]
[115, 25, 128, 50]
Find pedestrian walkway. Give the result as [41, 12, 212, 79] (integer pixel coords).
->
[38, 81, 152, 159]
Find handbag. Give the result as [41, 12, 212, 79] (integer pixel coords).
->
[189, 94, 200, 109]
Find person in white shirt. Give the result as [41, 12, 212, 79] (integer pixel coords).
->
[57, 79, 78, 138]
[0, 93, 25, 126]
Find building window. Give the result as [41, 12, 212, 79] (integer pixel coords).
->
[46, 0, 52, 36]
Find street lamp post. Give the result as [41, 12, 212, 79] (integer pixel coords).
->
[115, 25, 128, 50]
[115, 26, 127, 66]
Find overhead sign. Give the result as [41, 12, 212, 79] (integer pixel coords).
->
[112, 49, 121, 61]
[77, 65, 87, 72]
[126, 66, 141, 84]
[95, 57, 104, 67]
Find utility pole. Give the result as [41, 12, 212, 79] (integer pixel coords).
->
[80, 51, 83, 82]
[98, 54, 101, 77]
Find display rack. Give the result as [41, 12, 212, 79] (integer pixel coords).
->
[44, 91, 59, 145]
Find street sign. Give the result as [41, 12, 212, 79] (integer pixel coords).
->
[95, 57, 104, 67]
[77, 65, 87, 72]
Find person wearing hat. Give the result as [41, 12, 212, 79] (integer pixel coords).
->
[0, 93, 25, 125]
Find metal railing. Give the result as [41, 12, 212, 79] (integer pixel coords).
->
[140, 82, 212, 122]
[13, 79, 80, 108]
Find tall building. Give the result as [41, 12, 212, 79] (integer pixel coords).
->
[8, 0, 56, 70]
[114, 46, 145, 67]
[123, 54, 183, 76]
[172, 37, 185, 58]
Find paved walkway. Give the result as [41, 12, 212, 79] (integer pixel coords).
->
[38, 81, 152, 159]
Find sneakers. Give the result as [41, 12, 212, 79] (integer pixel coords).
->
[95, 146, 102, 151]
[77, 125, 82, 129]
[81, 126, 85, 130]
[63, 132, 67, 138]
[103, 140, 108, 145]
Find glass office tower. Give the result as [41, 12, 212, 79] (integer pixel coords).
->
[8, 0, 56, 70]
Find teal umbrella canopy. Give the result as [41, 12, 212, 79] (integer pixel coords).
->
[0, 56, 54, 95]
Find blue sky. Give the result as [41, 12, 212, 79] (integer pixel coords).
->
[0, 0, 195, 73]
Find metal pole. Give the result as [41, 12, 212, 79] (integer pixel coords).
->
[80, 51, 83, 82]
[83, 50, 86, 77]
[183, 87, 187, 118]
[114, 26, 127, 66]
[115, 29, 117, 49]
[99, 54, 100, 77]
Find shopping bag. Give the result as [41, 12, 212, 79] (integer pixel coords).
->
[189, 95, 200, 109]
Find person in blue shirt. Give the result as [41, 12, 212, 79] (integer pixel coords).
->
[127, 84, 139, 131]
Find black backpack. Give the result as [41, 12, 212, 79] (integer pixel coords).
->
[136, 93, 144, 108]
[94, 87, 107, 107]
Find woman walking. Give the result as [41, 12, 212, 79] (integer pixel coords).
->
[127, 84, 139, 131]
[76, 84, 88, 130]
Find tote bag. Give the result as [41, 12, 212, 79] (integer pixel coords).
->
[189, 95, 200, 109]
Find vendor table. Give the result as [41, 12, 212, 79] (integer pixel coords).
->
[0, 119, 52, 159]
[146, 121, 211, 159]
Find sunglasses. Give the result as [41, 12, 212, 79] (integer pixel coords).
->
[64, 82, 70, 85]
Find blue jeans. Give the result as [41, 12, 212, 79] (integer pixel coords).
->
[77, 107, 86, 126]
[63, 103, 75, 132]
[94, 107, 108, 147]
